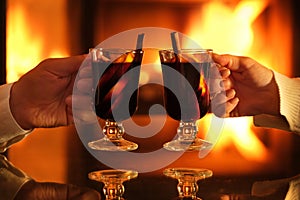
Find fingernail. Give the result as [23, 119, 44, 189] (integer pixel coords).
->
[232, 97, 239, 104]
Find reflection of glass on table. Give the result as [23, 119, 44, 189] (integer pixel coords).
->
[88, 48, 143, 151]
[164, 168, 213, 200]
[89, 169, 138, 200]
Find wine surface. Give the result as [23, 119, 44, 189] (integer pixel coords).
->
[93, 52, 143, 121]
[161, 61, 210, 121]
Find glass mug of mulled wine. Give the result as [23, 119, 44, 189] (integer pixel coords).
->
[88, 48, 144, 151]
[159, 48, 215, 152]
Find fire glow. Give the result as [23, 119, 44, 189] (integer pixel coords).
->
[6, 0, 292, 178]
[187, 0, 271, 162]
[6, 0, 69, 83]
[6, 0, 70, 182]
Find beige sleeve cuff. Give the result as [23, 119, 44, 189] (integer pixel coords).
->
[285, 176, 300, 200]
[253, 71, 300, 134]
[0, 83, 32, 152]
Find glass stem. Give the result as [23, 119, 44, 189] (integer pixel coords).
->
[177, 176, 198, 199]
[103, 181, 124, 200]
[177, 121, 198, 141]
[103, 119, 124, 140]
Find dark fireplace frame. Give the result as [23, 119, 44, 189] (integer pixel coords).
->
[0, 0, 6, 85]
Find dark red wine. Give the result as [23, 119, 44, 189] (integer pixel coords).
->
[161, 61, 210, 121]
[92, 51, 143, 121]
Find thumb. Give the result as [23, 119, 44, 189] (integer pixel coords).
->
[38, 55, 87, 77]
[212, 53, 241, 72]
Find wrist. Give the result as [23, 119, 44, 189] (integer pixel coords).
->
[9, 82, 33, 130]
[14, 180, 37, 200]
[256, 72, 280, 116]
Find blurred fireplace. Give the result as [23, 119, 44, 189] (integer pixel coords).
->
[5, 0, 300, 186]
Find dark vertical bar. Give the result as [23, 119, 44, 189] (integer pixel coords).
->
[67, 0, 98, 55]
[0, 0, 6, 85]
[80, 0, 97, 52]
[0, 1, 6, 158]
[66, 0, 101, 189]
[291, 0, 300, 175]
[292, 0, 300, 77]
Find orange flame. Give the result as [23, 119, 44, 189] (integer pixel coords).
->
[6, 0, 70, 182]
[7, 0, 69, 83]
[185, 0, 269, 54]
[6, 5, 43, 82]
[188, 0, 270, 162]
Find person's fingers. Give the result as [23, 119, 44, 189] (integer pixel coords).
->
[76, 78, 93, 93]
[227, 97, 240, 117]
[213, 97, 239, 118]
[74, 110, 98, 123]
[212, 53, 243, 72]
[219, 66, 231, 79]
[211, 89, 235, 107]
[211, 102, 226, 118]
[66, 106, 74, 125]
[210, 91, 226, 117]
[66, 95, 93, 109]
[212, 53, 231, 68]
[39, 55, 87, 76]
[222, 78, 233, 91]
[207, 65, 225, 96]
[211, 88, 238, 117]
[65, 95, 97, 123]
[78, 66, 92, 78]
[226, 89, 236, 100]
[65, 95, 72, 107]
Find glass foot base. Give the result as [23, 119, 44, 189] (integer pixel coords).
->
[164, 168, 213, 200]
[164, 168, 213, 180]
[88, 138, 138, 151]
[88, 169, 138, 183]
[173, 197, 202, 200]
[89, 169, 138, 200]
[163, 138, 212, 151]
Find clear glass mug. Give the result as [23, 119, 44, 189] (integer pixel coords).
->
[88, 48, 144, 151]
[159, 49, 214, 151]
